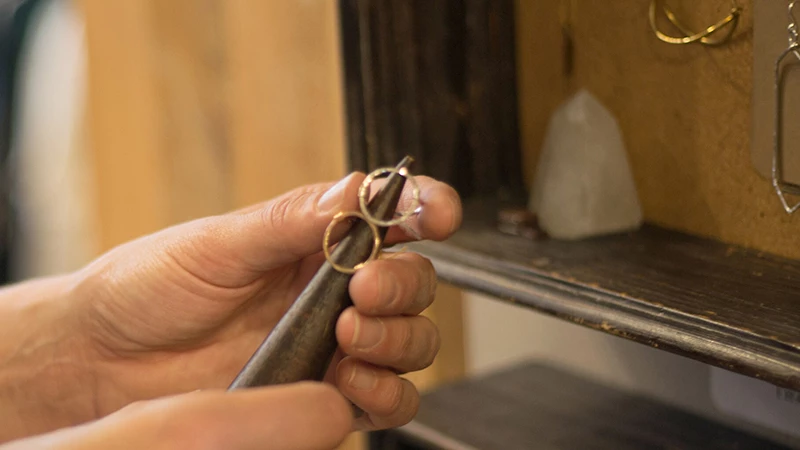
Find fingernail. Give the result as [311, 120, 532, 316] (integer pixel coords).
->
[448, 193, 462, 234]
[348, 365, 378, 390]
[352, 315, 385, 351]
[318, 176, 350, 214]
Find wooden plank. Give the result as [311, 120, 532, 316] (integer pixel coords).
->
[463, 0, 524, 200]
[409, 201, 800, 390]
[78, 0, 167, 249]
[224, 0, 347, 205]
[416, 0, 466, 190]
[338, 0, 523, 198]
[378, 362, 790, 449]
[150, 0, 231, 223]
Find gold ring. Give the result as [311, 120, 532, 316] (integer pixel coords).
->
[322, 211, 382, 274]
[358, 167, 421, 227]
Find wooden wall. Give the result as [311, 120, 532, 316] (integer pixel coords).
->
[76, 1, 463, 448]
[516, 0, 800, 260]
[78, 0, 350, 243]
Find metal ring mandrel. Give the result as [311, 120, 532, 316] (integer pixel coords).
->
[227, 156, 415, 389]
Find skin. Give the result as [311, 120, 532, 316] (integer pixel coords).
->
[0, 172, 462, 449]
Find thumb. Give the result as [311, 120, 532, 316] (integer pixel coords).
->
[0, 383, 354, 450]
[234, 172, 366, 269]
[146, 172, 365, 287]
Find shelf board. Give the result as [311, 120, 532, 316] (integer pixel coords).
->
[407, 203, 800, 390]
[375, 363, 792, 449]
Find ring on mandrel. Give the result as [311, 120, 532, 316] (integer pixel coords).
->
[358, 167, 421, 227]
[322, 211, 382, 274]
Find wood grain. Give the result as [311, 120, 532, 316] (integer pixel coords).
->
[150, 0, 231, 224]
[224, 0, 347, 206]
[409, 201, 800, 390]
[373, 362, 790, 449]
[79, 0, 168, 250]
[339, 0, 525, 200]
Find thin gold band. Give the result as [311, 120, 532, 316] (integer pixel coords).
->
[322, 211, 382, 275]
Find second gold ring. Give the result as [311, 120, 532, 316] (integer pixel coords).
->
[322, 211, 382, 274]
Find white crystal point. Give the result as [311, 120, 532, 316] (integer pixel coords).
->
[529, 89, 642, 240]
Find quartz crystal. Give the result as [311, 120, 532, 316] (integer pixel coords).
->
[529, 89, 642, 240]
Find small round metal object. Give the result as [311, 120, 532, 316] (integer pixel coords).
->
[358, 167, 421, 227]
[322, 211, 382, 274]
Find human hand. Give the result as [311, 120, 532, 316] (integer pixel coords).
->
[1, 383, 354, 450]
[45, 171, 460, 435]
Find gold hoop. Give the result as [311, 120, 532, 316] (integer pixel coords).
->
[649, 0, 741, 46]
[358, 167, 421, 227]
[322, 211, 382, 274]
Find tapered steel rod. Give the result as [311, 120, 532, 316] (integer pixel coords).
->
[228, 156, 413, 389]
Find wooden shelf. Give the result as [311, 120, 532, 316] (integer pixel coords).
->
[370, 363, 792, 449]
[407, 202, 800, 390]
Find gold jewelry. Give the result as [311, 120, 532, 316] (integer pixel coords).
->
[649, 0, 741, 46]
[358, 167, 421, 227]
[322, 211, 382, 274]
[323, 165, 422, 274]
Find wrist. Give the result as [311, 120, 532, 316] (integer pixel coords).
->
[0, 274, 99, 443]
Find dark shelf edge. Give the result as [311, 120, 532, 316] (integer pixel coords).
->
[408, 239, 800, 391]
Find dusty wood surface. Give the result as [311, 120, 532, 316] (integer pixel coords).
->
[409, 200, 800, 390]
[374, 362, 791, 449]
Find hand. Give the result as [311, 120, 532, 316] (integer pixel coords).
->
[1, 383, 354, 450]
[25, 172, 460, 438]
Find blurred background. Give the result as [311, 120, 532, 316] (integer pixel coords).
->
[3, 0, 799, 449]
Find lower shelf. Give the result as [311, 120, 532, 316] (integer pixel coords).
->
[369, 363, 794, 450]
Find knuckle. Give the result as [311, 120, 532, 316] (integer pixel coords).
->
[394, 319, 415, 361]
[412, 254, 437, 310]
[381, 378, 406, 416]
[263, 189, 315, 233]
[397, 380, 420, 426]
[421, 320, 441, 369]
[381, 268, 403, 311]
[263, 194, 294, 232]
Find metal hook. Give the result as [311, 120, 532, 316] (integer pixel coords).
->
[649, 0, 741, 46]
[772, 3, 800, 214]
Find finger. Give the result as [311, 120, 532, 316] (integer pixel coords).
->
[3, 383, 354, 450]
[159, 383, 353, 449]
[371, 176, 462, 244]
[336, 308, 440, 373]
[335, 357, 420, 431]
[349, 252, 436, 316]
